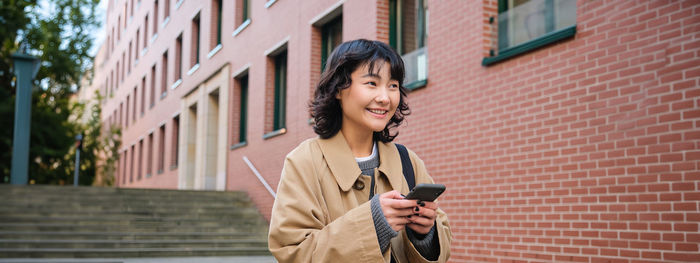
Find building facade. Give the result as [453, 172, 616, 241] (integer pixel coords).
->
[93, 0, 700, 261]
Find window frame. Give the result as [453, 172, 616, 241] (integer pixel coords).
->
[273, 51, 287, 132]
[482, 0, 577, 66]
[170, 115, 179, 169]
[263, 49, 287, 140]
[320, 15, 342, 72]
[389, 0, 428, 90]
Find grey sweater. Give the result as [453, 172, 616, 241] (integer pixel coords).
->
[356, 144, 439, 260]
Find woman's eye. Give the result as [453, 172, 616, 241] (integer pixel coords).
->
[390, 84, 399, 89]
[366, 81, 377, 86]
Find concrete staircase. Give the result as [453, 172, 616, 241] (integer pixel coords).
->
[0, 184, 271, 258]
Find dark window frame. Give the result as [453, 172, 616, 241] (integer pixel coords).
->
[273, 51, 287, 132]
[482, 0, 577, 66]
[320, 16, 342, 72]
[389, 0, 428, 90]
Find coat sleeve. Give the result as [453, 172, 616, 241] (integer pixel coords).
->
[401, 149, 452, 263]
[268, 149, 385, 262]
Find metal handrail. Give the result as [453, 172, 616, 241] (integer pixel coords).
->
[242, 156, 277, 198]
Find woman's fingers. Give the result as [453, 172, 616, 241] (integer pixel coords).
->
[379, 190, 441, 233]
[413, 206, 437, 220]
[408, 214, 434, 226]
[380, 190, 404, 200]
[418, 201, 438, 210]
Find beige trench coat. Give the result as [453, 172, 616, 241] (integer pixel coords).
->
[268, 132, 451, 262]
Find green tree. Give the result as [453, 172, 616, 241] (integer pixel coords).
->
[0, 0, 101, 184]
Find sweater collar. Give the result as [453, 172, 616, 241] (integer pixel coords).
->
[317, 132, 405, 192]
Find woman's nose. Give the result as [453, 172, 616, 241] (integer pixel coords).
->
[375, 87, 390, 104]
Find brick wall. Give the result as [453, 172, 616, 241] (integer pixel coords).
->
[397, 0, 700, 261]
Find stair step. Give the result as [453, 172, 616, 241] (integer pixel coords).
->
[0, 216, 263, 225]
[0, 239, 268, 249]
[0, 225, 266, 234]
[0, 247, 272, 258]
[1, 207, 261, 214]
[0, 231, 267, 241]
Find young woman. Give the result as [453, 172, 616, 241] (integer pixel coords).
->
[268, 39, 451, 262]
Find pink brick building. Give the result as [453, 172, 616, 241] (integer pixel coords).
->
[93, 0, 700, 261]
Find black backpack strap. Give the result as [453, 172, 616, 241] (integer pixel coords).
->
[392, 144, 416, 263]
[395, 144, 415, 190]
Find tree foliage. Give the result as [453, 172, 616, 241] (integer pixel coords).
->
[0, 0, 101, 184]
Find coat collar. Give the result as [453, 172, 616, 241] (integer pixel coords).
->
[317, 132, 405, 192]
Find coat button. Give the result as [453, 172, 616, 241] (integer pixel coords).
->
[353, 180, 365, 190]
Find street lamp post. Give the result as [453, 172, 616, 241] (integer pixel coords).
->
[10, 50, 40, 185]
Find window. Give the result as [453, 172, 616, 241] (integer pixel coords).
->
[483, 0, 577, 66]
[158, 124, 166, 173]
[265, 50, 287, 137]
[110, 70, 114, 96]
[150, 65, 156, 107]
[191, 14, 200, 67]
[116, 61, 120, 85]
[163, 0, 170, 22]
[138, 139, 143, 180]
[117, 16, 121, 40]
[237, 0, 250, 26]
[232, 74, 248, 147]
[119, 102, 123, 127]
[233, 0, 251, 36]
[321, 16, 342, 71]
[144, 15, 149, 47]
[153, 0, 159, 35]
[175, 34, 182, 83]
[121, 52, 126, 81]
[128, 41, 132, 73]
[132, 86, 137, 123]
[130, 144, 135, 182]
[140, 76, 146, 115]
[122, 150, 127, 184]
[125, 95, 130, 128]
[135, 28, 140, 60]
[273, 51, 287, 130]
[211, 0, 222, 50]
[161, 51, 168, 97]
[147, 133, 153, 177]
[130, 0, 134, 18]
[116, 152, 122, 186]
[171, 115, 179, 168]
[274, 51, 287, 131]
[389, 0, 428, 89]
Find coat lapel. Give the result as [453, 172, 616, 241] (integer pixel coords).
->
[377, 141, 406, 192]
[317, 132, 407, 193]
[317, 132, 363, 192]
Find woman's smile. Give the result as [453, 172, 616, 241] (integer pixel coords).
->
[367, 108, 389, 118]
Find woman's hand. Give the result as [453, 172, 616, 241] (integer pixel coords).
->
[379, 191, 419, 232]
[407, 200, 438, 235]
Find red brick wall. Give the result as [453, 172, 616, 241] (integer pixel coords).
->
[396, 0, 700, 262]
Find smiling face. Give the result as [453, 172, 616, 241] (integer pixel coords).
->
[336, 61, 401, 138]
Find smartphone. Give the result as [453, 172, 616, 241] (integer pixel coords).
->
[404, 183, 446, 202]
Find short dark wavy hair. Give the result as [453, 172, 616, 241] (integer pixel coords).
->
[310, 39, 410, 142]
